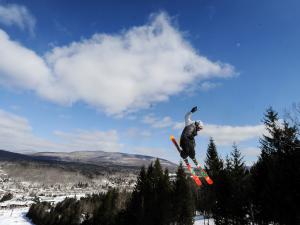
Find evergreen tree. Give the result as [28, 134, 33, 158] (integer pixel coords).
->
[124, 160, 173, 225]
[205, 138, 223, 176]
[251, 107, 300, 224]
[157, 167, 173, 225]
[173, 162, 195, 225]
[93, 189, 119, 225]
[124, 166, 147, 225]
[200, 141, 250, 225]
[152, 159, 173, 225]
[230, 143, 247, 183]
[251, 107, 282, 223]
[225, 154, 232, 170]
[143, 163, 156, 225]
[227, 144, 249, 224]
[198, 138, 223, 221]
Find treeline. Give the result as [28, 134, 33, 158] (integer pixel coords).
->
[0, 192, 13, 202]
[27, 159, 197, 225]
[196, 107, 300, 224]
[27, 107, 299, 225]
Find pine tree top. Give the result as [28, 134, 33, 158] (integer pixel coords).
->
[205, 138, 223, 174]
[230, 143, 246, 176]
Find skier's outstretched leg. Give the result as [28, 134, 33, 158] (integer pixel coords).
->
[170, 135, 202, 186]
[180, 150, 188, 159]
[191, 157, 213, 185]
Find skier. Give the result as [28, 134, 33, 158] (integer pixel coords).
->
[179, 106, 203, 160]
[170, 107, 213, 185]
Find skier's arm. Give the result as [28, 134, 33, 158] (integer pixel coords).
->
[185, 111, 193, 126]
[185, 106, 198, 126]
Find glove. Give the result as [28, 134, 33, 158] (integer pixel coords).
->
[191, 106, 198, 113]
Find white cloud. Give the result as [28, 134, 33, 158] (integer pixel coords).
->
[132, 146, 168, 158]
[0, 30, 56, 100]
[125, 127, 152, 138]
[0, 12, 236, 116]
[173, 121, 185, 130]
[142, 114, 174, 128]
[53, 129, 122, 152]
[0, 108, 173, 160]
[199, 81, 221, 91]
[240, 146, 261, 166]
[0, 4, 35, 35]
[202, 124, 265, 146]
[184, 81, 222, 95]
[0, 109, 122, 153]
[241, 146, 260, 157]
[171, 118, 265, 146]
[0, 109, 57, 152]
[142, 112, 265, 146]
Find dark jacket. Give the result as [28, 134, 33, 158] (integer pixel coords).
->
[179, 112, 198, 159]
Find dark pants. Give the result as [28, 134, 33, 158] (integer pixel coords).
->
[179, 137, 196, 159]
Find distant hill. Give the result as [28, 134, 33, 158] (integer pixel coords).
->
[0, 149, 177, 171]
[0, 149, 177, 184]
[0, 149, 136, 188]
[31, 150, 177, 169]
[0, 149, 35, 161]
[0, 149, 115, 177]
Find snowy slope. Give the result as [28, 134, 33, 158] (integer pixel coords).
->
[0, 207, 33, 225]
[194, 215, 215, 225]
[0, 208, 214, 225]
[0, 194, 92, 225]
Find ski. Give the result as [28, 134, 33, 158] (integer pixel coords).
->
[191, 158, 213, 185]
[182, 158, 202, 186]
[170, 135, 202, 186]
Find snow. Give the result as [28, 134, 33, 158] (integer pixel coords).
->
[194, 215, 215, 225]
[38, 193, 86, 204]
[0, 207, 33, 225]
[0, 194, 87, 225]
[0, 200, 34, 207]
[0, 206, 213, 225]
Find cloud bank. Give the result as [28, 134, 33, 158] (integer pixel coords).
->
[141, 114, 264, 146]
[0, 3, 35, 35]
[201, 124, 265, 146]
[0, 109, 122, 153]
[175, 122, 265, 146]
[0, 12, 235, 116]
[0, 108, 171, 159]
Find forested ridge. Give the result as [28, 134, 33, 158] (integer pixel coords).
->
[27, 107, 300, 225]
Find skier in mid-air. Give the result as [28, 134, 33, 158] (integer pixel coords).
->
[179, 106, 203, 160]
[170, 106, 213, 185]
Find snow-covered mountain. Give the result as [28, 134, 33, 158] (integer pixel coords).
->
[31, 150, 176, 169]
[0, 149, 177, 170]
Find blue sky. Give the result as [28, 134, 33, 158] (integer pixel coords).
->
[0, 0, 299, 165]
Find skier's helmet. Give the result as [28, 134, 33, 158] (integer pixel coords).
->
[195, 120, 203, 131]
